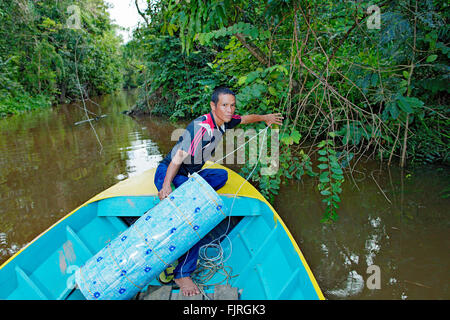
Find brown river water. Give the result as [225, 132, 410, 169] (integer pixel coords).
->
[0, 90, 448, 299]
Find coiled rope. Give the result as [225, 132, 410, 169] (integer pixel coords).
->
[180, 126, 270, 299]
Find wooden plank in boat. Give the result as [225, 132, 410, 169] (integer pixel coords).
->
[142, 285, 172, 300]
[137, 285, 238, 300]
[172, 291, 203, 300]
[214, 285, 238, 300]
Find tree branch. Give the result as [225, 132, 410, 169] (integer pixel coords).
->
[135, 0, 149, 26]
[329, 0, 391, 62]
[234, 33, 273, 67]
[400, 0, 418, 168]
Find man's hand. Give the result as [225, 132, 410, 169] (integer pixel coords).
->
[263, 113, 284, 127]
[158, 184, 172, 201]
[158, 149, 188, 201]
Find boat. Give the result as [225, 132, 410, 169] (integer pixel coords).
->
[0, 162, 324, 300]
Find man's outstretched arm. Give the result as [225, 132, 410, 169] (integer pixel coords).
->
[240, 113, 283, 127]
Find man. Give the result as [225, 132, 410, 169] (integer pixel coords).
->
[154, 87, 283, 296]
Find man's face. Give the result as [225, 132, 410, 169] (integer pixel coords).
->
[211, 94, 236, 123]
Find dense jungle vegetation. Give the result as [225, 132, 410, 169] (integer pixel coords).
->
[126, 0, 449, 221]
[1, 0, 448, 222]
[0, 0, 123, 117]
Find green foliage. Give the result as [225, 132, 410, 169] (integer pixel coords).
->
[240, 140, 317, 204]
[316, 136, 345, 223]
[127, 0, 449, 222]
[0, 0, 123, 117]
[196, 22, 270, 47]
[121, 39, 145, 89]
[130, 32, 225, 119]
[280, 128, 302, 146]
[0, 91, 52, 118]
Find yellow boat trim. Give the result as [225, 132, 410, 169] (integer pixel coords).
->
[207, 163, 325, 300]
[0, 162, 325, 300]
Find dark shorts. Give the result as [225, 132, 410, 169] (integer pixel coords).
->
[153, 162, 229, 279]
[154, 162, 228, 192]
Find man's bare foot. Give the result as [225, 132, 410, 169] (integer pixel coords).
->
[174, 277, 200, 297]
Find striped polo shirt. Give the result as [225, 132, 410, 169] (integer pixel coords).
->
[161, 112, 242, 176]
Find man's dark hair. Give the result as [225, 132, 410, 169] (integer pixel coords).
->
[211, 87, 235, 105]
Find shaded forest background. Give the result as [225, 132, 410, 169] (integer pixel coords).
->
[0, 0, 123, 117]
[0, 0, 448, 221]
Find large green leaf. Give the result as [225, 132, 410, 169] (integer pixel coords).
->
[397, 96, 424, 114]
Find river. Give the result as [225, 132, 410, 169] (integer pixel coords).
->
[0, 90, 448, 299]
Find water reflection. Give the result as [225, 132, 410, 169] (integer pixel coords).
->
[0, 90, 163, 266]
[274, 163, 449, 299]
[118, 131, 162, 180]
[0, 91, 448, 300]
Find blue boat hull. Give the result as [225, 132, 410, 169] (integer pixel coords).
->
[0, 167, 324, 300]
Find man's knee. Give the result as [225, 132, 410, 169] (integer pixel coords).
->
[215, 169, 228, 189]
[217, 169, 228, 184]
[154, 163, 167, 191]
[200, 168, 228, 190]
